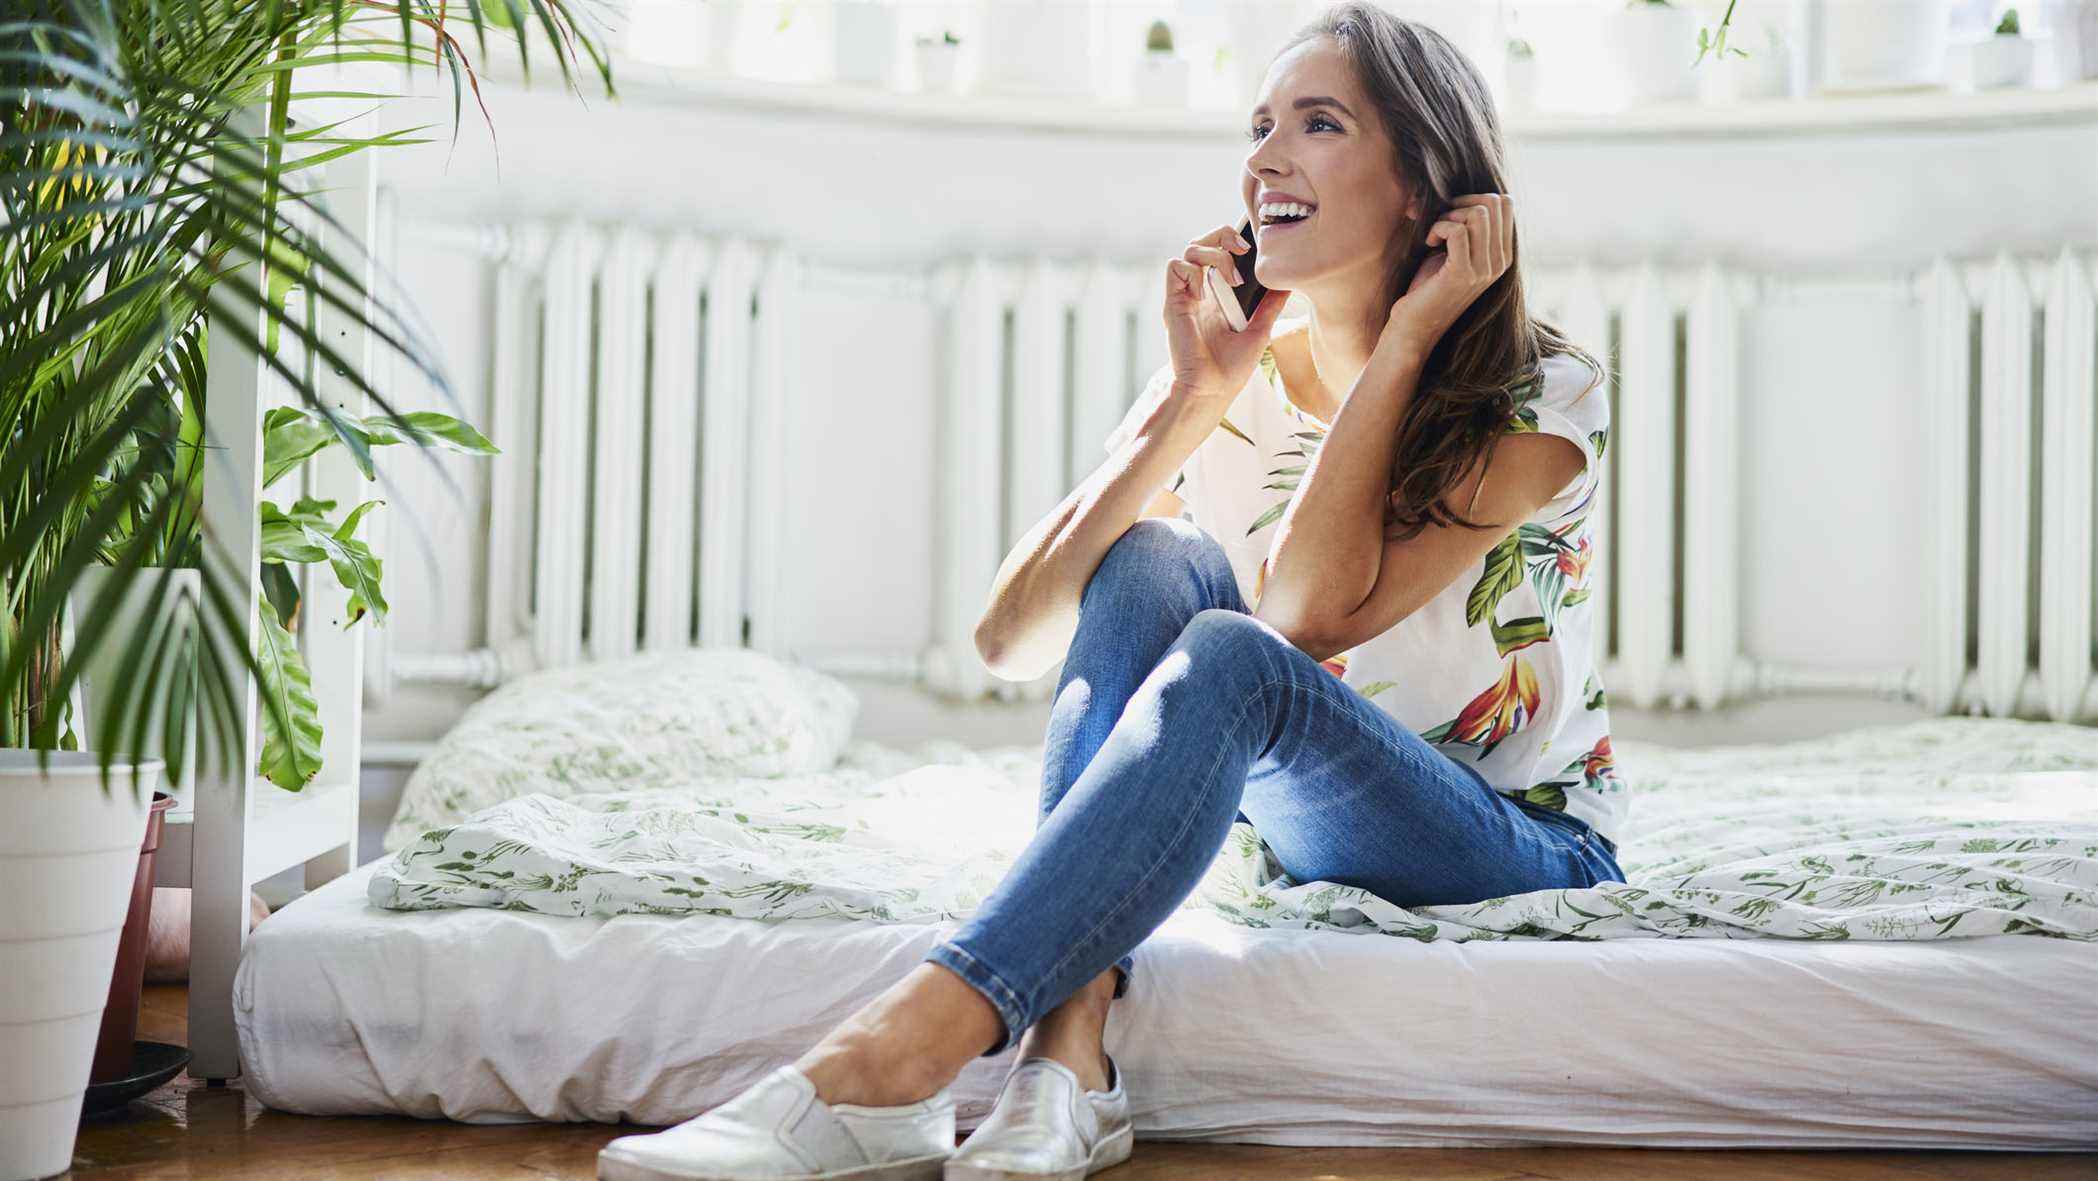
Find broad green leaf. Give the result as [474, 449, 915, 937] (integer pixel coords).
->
[302, 525, 387, 627]
[262, 405, 369, 487]
[284, 495, 340, 527]
[360, 411, 499, 455]
[333, 498, 384, 540]
[260, 501, 329, 563]
[253, 602, 323, 791]
[261, 561, 301, 628]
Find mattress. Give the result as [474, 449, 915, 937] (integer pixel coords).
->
[235, 857, 2098, 1149]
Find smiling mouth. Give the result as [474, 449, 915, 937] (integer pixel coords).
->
[1259, 211, 1314, 234]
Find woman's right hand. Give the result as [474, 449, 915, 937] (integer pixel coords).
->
[1163, 223, 1292, 402]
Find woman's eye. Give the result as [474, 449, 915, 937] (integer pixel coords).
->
[1246, 114, 1339, 143]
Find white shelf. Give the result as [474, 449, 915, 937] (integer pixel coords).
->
[247, 778, 360, 882]
[161, 776, 361, 884]
[465, 55, 2098, 140]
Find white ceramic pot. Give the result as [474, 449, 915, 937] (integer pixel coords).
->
[2080, 0, 2098, 77]
[0, 750, 162, 1181]
[2030, 0, 2098, 83]
[702, 0, 747, 75]
[1607, 5, 1701, 104]
[1956, 32, 2035, 88]
[1504, 53, 1541, 113]
[914, 41, 961, 94]
[1696, 37, 1791, 103]
[1131, 52, 1191, 107]
[1806, 0, 1954, 91]
[974, 0, 1095, 99]
[833, 2, 900, 87]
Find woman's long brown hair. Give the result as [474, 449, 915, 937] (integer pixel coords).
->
[1276, 3, 1608, 543]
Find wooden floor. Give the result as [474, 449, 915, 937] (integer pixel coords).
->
[68, 984, 2093, 1180]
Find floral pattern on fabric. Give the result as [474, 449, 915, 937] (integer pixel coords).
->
[368, 718, 2098, 944]
[1103, 322, 1627, 846]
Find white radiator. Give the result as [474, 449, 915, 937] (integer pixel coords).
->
[376, 220, 791, 691]
[1528, 253, 2097, 723]
[370, 218, 2097, 726]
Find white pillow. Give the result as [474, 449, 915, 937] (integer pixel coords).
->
[381, 647, 859, 853]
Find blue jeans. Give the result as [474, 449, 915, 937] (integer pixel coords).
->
[923, 517, 1627, 1057]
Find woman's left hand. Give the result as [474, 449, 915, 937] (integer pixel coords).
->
[1381, 193, 1514, 362]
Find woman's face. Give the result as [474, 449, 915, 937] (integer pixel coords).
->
[1241, 36, 1417, 313]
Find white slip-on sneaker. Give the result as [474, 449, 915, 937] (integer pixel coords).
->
[599, 1062, 956, 1181]
[944, 1053, 1133, 1181]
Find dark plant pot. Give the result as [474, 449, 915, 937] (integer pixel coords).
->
[89, 790, 176, 1084]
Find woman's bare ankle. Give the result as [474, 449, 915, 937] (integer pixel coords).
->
[794, 1034, 949, 1109]
[794, 962, 1006, 1109]
[1013, 967, 1118, 1093]
[1015, 1028, 1113, 1094]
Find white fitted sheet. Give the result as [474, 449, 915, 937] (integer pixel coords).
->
[235, 859, 2098, 1149]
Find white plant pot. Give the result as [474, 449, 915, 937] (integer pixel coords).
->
[1952, 33, 2035, 88]
[974, 0, 1095, 99]
[1696, 40, 1791, 103]
[914, 42, 961, 94]
[834, 3, 900, 87]
[2029, 0, 2098, 83]
[0, 750, 162, 1181]
[1131, 52, 1191, 107]
[1504, 54, 1541, 113]
[2080, 0, 2098, 77]
[702, 0, 747, 75]
[1606, 6, 1701, 104]
[1806, 0, 1954, 91]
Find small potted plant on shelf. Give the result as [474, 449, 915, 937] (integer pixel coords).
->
[1132, 19, 1192, 107]
[1955, 7, 2036, 89]
[1693, 0, 1791, 104]
[1504, 36, 1539, 113]
[914, 29, 962, 94]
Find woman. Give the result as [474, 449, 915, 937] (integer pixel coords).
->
[599, 6, 1628, 1180]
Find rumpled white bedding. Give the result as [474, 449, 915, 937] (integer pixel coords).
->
[368, 717, 2098, 942]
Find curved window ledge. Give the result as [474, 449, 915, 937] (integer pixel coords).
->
[483, 56, 2098, 140]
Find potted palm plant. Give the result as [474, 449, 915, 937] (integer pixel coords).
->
[0, 2, 611, 1177]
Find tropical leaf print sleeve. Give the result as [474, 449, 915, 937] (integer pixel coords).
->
[1102, 362, 1191, 502]
[1505, 354, 1610, 530]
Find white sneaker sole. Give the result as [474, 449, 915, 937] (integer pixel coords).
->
[942, 1122, 1134, 1181]
[600, 1146, 953, 1181]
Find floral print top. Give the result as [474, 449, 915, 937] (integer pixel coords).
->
[1103, 326, 1627, 849]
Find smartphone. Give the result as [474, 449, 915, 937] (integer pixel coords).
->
[1202, 216, 1269, 333]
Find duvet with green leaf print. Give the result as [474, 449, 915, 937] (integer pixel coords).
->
[370, 717, 2098, 943]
